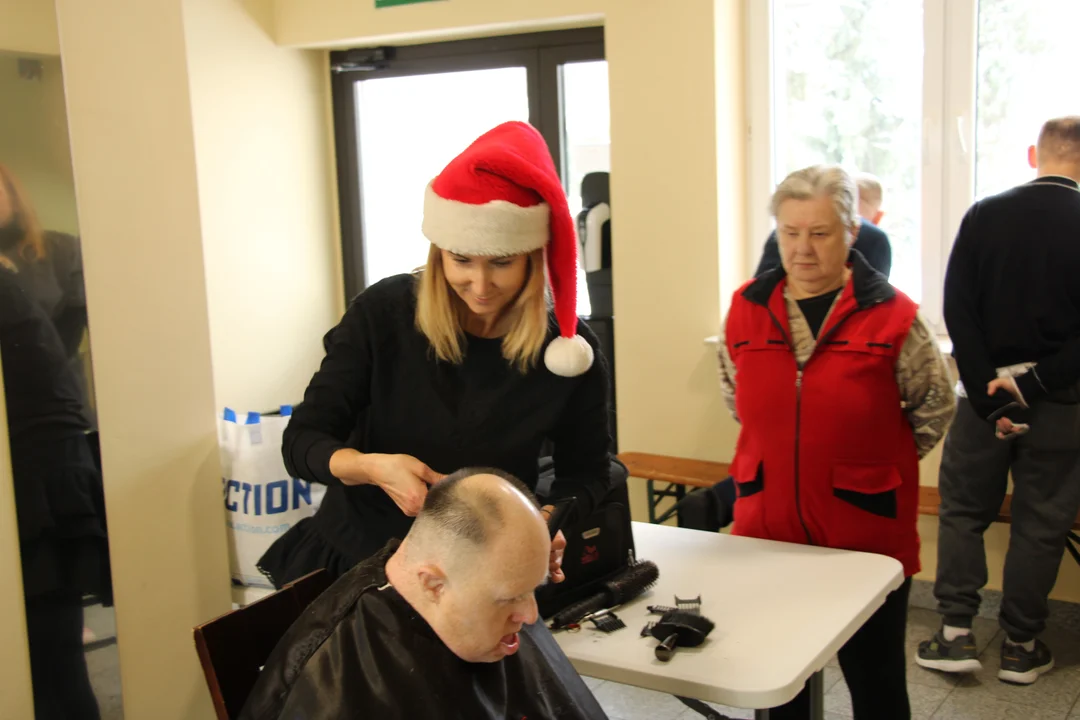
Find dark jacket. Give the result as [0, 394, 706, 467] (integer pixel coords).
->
[726, 253, 922, 575]
[240, 540, 609, 720]
[944, 176, 1080, 420]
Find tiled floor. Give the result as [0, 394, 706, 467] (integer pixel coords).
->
[84, 602, 123, 719]
[588, 607, 1080, 720]
[72, 601, 1080, 719]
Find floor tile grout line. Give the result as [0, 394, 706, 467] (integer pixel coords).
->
[923, 682, 954, 720]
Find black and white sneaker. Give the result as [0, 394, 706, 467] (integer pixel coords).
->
[916, 629, 982, 673]
[998, 638, 1054, 685]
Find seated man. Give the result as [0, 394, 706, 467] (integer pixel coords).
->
[754, 171, 892, 279]
[240, 467, 609, 720]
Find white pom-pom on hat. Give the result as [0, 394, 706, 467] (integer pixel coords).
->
[544, 335, 594, 378]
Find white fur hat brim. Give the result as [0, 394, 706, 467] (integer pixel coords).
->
[422, 182, 549, 257]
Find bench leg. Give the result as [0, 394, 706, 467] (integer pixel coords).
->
[648, 479, 656, 523]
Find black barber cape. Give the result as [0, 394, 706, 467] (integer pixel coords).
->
[239, 540, 609, 720]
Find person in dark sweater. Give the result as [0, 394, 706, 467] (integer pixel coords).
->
[0, 265, 108, 720]
[258, 122, 612, 589]
[0, 164, 94, 428]
[917, 117, 1080, 686]
[241, 468, 608, 720]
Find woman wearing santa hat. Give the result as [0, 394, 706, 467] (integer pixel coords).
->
[257, 121, 611, 589]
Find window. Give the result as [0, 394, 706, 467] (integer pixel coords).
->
[974, 0, 1080, 200]
[772, 0, 924, 299]
[752, 0, 1080, 330]
[354, 68, 530, 287]
[330, 29, 607, 313]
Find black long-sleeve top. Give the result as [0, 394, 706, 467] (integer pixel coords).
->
[944, 176, 1080, 420]
[283, 274, 613, 532]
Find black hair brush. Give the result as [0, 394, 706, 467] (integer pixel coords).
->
[650, 611, 715, 661]
[549, 560, 660, 629]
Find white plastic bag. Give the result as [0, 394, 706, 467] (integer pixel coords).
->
[218, 406, 325, 587]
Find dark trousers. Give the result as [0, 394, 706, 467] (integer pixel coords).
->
[934, 397, 1080, 642]
[771, 578, 912, 720]
[25, 592, 101, 720]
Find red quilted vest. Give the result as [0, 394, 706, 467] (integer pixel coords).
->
[725, 261, 921, 576]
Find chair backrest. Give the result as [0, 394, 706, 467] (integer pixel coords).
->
[193, 570, 332, 720]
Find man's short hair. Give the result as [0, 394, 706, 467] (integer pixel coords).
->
[1037, 116, 1080, 162]
[855, 172, 883, 207]
[413, 467, 539, 549]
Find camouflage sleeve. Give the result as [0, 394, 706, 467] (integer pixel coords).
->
[896, 312, 956, 458]
[717, 322, 738, 420]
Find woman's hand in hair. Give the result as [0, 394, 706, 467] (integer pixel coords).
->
[329, 450, 445, 516]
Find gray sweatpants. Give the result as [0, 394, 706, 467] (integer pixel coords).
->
[935, 397, 1080, 642]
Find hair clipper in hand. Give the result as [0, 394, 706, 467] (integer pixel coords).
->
[544, 497, 577, 540]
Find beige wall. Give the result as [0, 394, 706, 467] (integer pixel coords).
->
[0, 4, 62, 715]
[184, 0, 341, 413]
[0, 0, 59, 56]
[0, 371, 32, 720]
[274, 0, 603, 47]
[55, 1, 232, 717]
[0, 54, 79, 234]
[271, 0, 744, 516]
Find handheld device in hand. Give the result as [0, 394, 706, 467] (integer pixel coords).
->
[997, 423, 1031, 440]
[544, 497, 577, 540]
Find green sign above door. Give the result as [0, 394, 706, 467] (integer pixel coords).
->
[375, 0, 442, 7]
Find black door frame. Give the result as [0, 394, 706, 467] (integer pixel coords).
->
[329, 27, 605, 300]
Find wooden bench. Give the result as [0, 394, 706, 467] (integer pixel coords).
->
[918, 485, 1080, 530]
[622, 453, 1080, 541]
[618, 452, 730, 524]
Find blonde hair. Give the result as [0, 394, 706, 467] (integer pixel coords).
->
[415, 246, 549, 373]
[0, 163, 46, 262]
[855, 172, 883, 208]
[770, 164, 858, 230]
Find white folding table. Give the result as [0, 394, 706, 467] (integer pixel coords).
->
[554, 522, 904, 720]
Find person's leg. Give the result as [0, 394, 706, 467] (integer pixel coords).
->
[997, 401, 1080, 682]
[838, 578, 912, 720]
[765, 683, 810, 720]
[933, 399, 1012, 631]
[25, 592, 101, 720]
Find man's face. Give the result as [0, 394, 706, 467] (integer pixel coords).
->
[428, 523, 550, 663]
[857, 197, 883, 226]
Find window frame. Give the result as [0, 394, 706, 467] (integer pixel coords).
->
[329, 28, 604, 301]
[748, 0, 982, 333]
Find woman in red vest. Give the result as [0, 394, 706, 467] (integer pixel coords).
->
[717, 165, 955, 719]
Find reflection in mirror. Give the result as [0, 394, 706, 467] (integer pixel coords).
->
[0, 52, 121, 718]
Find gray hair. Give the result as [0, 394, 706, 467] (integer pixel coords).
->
[770, 165, 858, 230]
[409, 467, 538, 551]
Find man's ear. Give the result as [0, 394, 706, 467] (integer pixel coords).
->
[871, 210, 885, 226]
[417, 564, 447, 603]
[1028, 144, 1038, 170]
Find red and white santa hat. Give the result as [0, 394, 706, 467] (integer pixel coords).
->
[422, 121, 594, 378]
